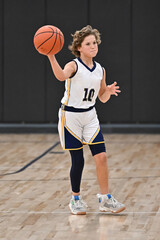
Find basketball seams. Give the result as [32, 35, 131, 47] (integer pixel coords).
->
[47, 28, 58, 55]
[48, 26, 63, 37]
[56, 32, 63, 37]
[37, 33, 54, 49]
[34, 31, 54, 38]
[48, 26, 55, 32]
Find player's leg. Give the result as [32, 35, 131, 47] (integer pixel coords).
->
[83, 110, 109, 194]
[69, 149, 84, 195]
[89, 143, 126, 213]
[69, 149, 88, 215]
[89, 143, 108, 194]
[58, 109, 87, 214]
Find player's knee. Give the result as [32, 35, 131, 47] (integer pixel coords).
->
[95, 152, 107, 166]
[69, 149, 84, 170]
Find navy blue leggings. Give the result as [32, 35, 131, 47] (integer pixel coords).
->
[69, 143, 106, 193]
[69, 149, 84, 193]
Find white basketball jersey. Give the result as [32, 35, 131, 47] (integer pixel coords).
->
[61, 57, 104, 108]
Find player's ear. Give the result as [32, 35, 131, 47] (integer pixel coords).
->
[77, 47, 80, 51]
[77, 44, 81, 52]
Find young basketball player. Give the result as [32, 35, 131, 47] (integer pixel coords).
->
[48, 25, 125, 215]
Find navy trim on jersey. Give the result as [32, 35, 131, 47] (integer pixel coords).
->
[101, 67, 107, 83]
[70, 60, 78, 78]
[60, 103, 95, 112]
[78, 57, 96, 72]
[102, 67, 104, 77]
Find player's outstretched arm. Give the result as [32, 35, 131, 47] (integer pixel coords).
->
[48, 55, 76, 81]
[98, 68, 121, 103]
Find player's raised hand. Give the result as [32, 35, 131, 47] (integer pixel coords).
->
[107, 81, 121, 96]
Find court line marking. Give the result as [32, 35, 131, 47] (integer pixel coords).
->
[0, 141, 58, 143]
[0, 142, 60, 176]
[0, 167, 160, 170]
[0, 173, 160, 180]
[0, 210, 159, 215]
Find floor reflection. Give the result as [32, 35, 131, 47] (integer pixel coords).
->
[97, 214, 127, 240]
[68, 214, 88, 233]
[68, 212, 127, 239]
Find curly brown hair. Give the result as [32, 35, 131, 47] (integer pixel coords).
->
[68, 25, 101, 57]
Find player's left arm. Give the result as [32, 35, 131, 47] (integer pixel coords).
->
[98, 68, 121, 103]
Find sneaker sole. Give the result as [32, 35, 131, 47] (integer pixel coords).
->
[100, 206, 126, 213]
[69, 205, 86, 215]
[72, 211, 86, 215]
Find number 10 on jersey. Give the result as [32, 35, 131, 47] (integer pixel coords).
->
[83, 88, 95, 102]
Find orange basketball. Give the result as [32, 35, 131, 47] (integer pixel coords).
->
[33, 25, 64, 55]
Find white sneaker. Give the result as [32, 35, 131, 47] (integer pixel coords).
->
[97, 193, 126, 213]
[69, 195, 88, 215]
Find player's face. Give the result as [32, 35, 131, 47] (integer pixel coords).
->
[78, 35, 98, 58]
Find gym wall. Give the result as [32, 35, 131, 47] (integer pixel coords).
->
[0, 0, 160, 127]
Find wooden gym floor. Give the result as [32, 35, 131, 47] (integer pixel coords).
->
[0, 133, 159, 240]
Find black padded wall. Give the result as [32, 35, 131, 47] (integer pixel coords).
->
[90, 0, 131, 123]
[0, 0, 160, 124]
[0, 0, 3, 121]
[132, 0, 160, 123]
[4, 0, 46, 122]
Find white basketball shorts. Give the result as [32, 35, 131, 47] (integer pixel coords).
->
[58, 107, 105, 150]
